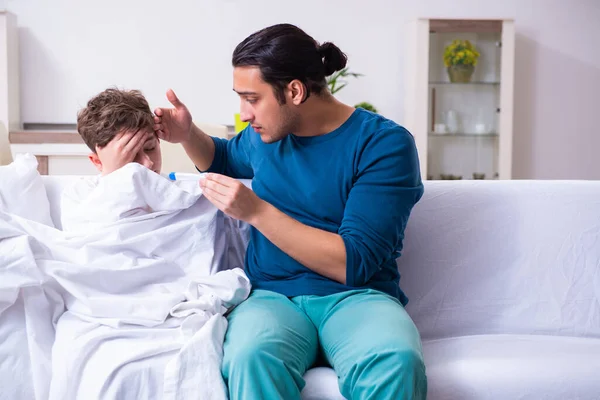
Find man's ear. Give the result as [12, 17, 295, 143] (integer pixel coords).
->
[287, 79, 307, 105]
[88, 152, 103, 173]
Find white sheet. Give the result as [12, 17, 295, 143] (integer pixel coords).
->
[1, 154, 60, 400]
[0, 212, 65, 400]
[1, 163, 251, 400]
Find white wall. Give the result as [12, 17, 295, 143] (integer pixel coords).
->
[5, 0, 600, 179]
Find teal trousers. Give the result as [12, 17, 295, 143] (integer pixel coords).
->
[221, 288, 427, 400]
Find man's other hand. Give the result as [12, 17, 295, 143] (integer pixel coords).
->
[153, 89, 193, 144]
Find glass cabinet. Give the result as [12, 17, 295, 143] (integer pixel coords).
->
[403, 18, 515, 180]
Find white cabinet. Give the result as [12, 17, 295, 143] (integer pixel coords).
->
[10, 141, 98, 175]
[0, 10, 20, 165]
[404, 18, 515, 180]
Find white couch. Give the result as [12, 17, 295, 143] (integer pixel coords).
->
[41, 177, 600, 400]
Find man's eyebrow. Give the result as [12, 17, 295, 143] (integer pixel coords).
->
[233, 89, 258, 96]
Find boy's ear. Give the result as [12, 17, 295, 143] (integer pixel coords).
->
[88, 152, 103, 173]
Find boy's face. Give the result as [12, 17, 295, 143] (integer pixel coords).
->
[135, 131, 162, 174]
[89, 129, 162, 175]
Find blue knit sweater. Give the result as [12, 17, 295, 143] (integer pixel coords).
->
[206, 108, 423, 305]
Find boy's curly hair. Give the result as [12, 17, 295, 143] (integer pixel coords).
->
[77, 88, 154, 152]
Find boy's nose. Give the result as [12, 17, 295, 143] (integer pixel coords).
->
[135, 152, 154, 169]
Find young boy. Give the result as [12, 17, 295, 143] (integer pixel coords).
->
[51, 87, 251, 400]
[77, 88, 162, 176]
[59, 88, 165, 216]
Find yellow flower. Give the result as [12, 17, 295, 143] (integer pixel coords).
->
[443, 39, 480, 66]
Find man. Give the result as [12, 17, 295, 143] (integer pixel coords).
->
[154, 23, 427, 400]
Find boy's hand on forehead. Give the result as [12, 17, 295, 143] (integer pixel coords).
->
[96, 130, 150, 175]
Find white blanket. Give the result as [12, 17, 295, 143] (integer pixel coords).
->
[1, 163, 251, 400]
[0, 213, 64, 400]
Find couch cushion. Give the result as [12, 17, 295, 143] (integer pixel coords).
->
[0, 153, 54, 226]
[398, 181, 600, 340]
[301, 367, 345, 400]
[423, 334, 600, 400]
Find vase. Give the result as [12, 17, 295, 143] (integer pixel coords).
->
[445, 110, 460, 133]
[447, 65, 475, 83]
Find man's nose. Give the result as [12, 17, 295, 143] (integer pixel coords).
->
[239, 104, 253, 122]
[240, 111, 252, 122]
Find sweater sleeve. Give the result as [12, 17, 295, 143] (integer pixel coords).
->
[339, 126, 424, 287]
[203, 127, 254, 179]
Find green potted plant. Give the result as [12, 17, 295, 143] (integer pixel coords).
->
[443, 39, 480, 83]
[326, 67, 363, 94]
[354, 102, 378, 113]
[326, 68, 378, 113]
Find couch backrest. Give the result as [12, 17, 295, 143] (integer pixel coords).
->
[42, 174, 251, 230]
[43, 177, 600, 339]
[398, 180, 600, 340]
[43, 175, 82, 229]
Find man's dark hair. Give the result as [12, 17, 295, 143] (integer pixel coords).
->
[77, 88, 154, 152]
[232, 23, 347, 104]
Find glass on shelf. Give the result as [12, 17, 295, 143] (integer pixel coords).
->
[428, 172, 500, 181]
[429, 132, 498, 137]
[429, 81, 500, 85]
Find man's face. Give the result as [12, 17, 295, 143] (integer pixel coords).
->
[233, 66, 300, 143]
